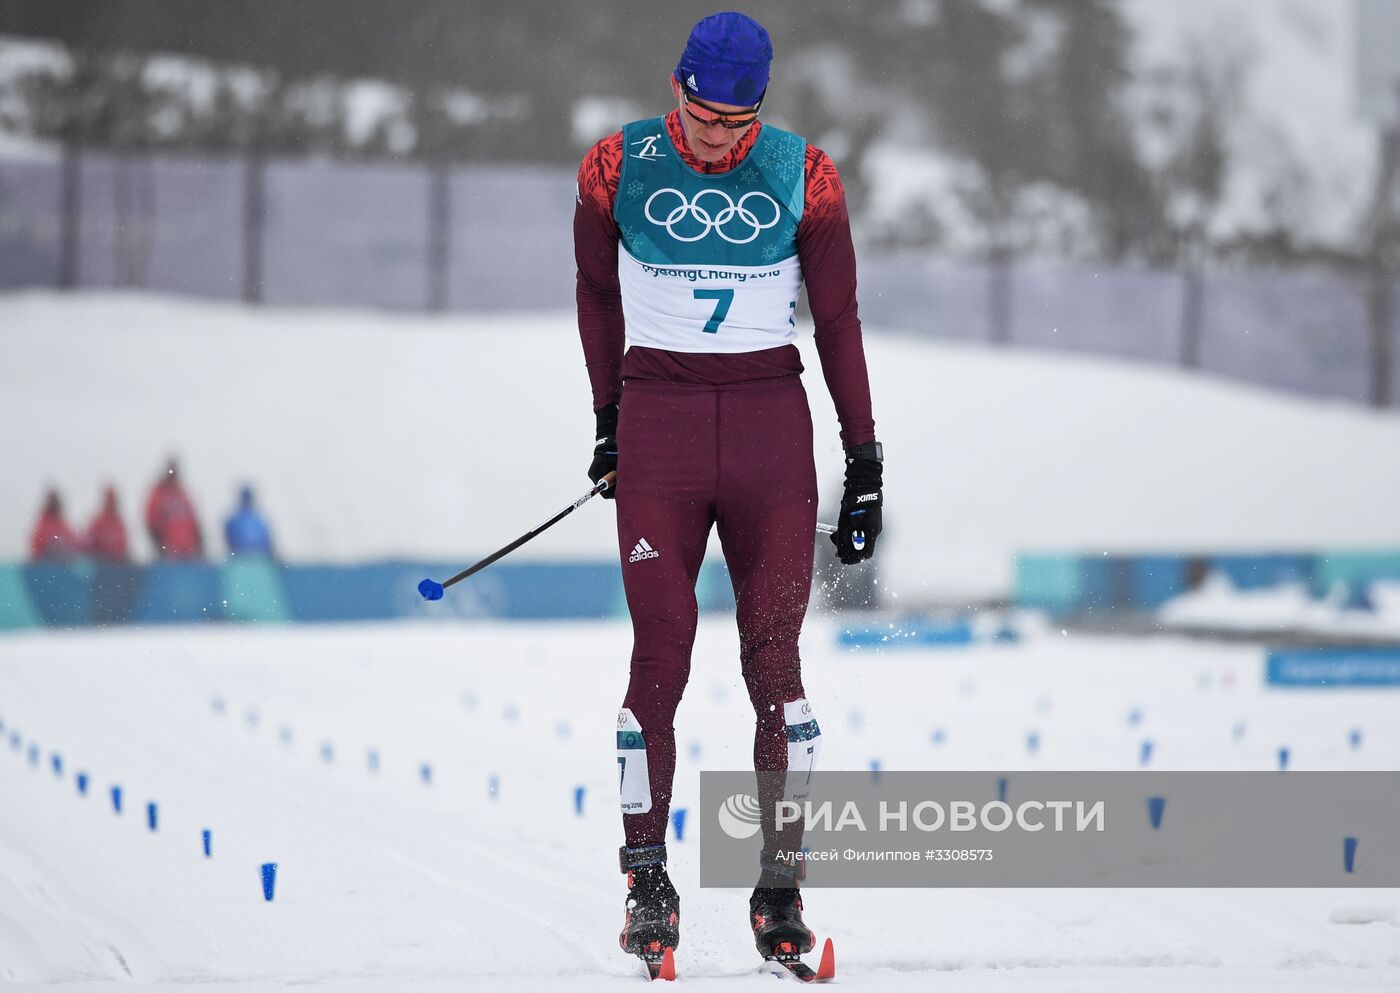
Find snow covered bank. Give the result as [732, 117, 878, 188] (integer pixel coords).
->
[4, 292, 1400, 601]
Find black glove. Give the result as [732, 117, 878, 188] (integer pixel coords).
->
[831, 441, 883, 564]
[588, 403, 619, 499]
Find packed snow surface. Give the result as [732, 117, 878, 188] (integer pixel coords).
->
[0, 619, 1397, 990]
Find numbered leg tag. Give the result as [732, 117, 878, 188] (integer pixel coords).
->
[783, 698, 822, 804]
[617, 708, 653, 814]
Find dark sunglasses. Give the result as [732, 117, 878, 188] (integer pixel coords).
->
[679, 86, 763, 130]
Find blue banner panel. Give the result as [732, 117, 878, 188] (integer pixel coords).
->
[90, 563, 144, 625]
[22, 562, 94, 626]
[281, 565, 411, 622]
[1266, 647, 1400, 688]
[490, 563, 624, 619]
[1314, 551, 1400, 597]
[0, 565, 43, 630]
[222, 559, 292, 623]
[136, 563, 225, 623]
[280, 562, 627, 622]
[839, 617, 975, 649]
[1014, 554, 1082, 613]
[1209, 554, 1315, 590]
[1129, 556, 1190, 609]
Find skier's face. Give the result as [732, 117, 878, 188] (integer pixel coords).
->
[671, 77, 757, 162]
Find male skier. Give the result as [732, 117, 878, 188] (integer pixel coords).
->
[574, 11, 884, 968]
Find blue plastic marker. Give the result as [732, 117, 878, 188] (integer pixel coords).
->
[9, 732, 19, 751]
[688, 740, 702, 760]
[260, 862, 278, 901]
[1127, 708, 1143, 726]
[27, 744, 38, 766]
[51, 753, 62, 776]
[870, 759, 882, 783]
[1140, 740, 1154, 766]
[279, 726, 293, 745]
[111, 785, 123, 814]
[1344, 836, 1358, 873]
[1147, 795, 1166, 830]
[1277, 747, 1290, 771]
[76, 772, 89, 795]
[573, 785, 586, 816]
[671, 808, 687, 842]
[931, 728, 946, 746]
[147, 802, 158, 831]
[367, 749, 380, 773]
[1348, 728, 1363, 751]
[488, 774, 500, 798]
[420, 762, 432, 786]
[997, 777, 1008, 803]
[210, 696, 225, 715]
[1232, 721, 1247, 742]
[320, 742, 334, 764]
[1026, 731, 1040, 755]
[203, 829, 212, 858]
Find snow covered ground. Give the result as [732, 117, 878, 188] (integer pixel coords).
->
[0, 619, 1397, 990]
[5, 292, 1400, 601]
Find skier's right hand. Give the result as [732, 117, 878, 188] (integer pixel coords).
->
[588, 403, 619, 499]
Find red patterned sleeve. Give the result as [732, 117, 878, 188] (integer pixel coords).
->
[574, 132, 626, 412]
[798, 146, 876, 448]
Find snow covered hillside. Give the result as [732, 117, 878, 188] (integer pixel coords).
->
[4, 292, 1400, 600]
[0, 620, 1396, 989]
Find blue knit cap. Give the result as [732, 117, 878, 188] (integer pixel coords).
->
[675, 12, 772, 108]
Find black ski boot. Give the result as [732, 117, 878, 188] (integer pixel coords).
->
[619, 845, 680, 958]
[750, 871, 815, 958]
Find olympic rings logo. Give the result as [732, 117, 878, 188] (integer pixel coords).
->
[643, 187, 782, 244]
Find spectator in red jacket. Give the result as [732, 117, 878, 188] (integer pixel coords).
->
[145, 458, 204, 559]
[30, 488, 81, 561]
[85, 485, 131, 562]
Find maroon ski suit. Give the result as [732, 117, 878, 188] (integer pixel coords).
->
[575, 112, 875, 855]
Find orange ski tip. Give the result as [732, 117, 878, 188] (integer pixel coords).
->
[658, 946, 677, 981]
[816, 938, 835, 980]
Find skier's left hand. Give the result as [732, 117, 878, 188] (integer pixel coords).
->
[831, 442, 883, 564]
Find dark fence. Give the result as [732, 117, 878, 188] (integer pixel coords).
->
[2, 151, 1396, 405]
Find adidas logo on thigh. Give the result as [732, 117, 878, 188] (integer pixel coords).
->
[629, 537, 660, 563]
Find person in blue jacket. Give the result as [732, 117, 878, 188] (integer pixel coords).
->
[224, 485, 275, 558]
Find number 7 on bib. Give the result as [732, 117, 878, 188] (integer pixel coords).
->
[693, 288, 734, 334]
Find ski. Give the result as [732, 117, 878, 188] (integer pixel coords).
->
[764, 938, 835, 983]
[637, 944, 676, 982]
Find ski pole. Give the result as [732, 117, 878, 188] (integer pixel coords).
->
[418, 473, 616, 601]
[418, 475, 840, 601]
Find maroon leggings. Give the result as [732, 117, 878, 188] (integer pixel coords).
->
[615, 375, 818, 849]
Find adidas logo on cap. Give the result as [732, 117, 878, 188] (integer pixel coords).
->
[629, 538, 660, 563]
[686, 73, 698, 91]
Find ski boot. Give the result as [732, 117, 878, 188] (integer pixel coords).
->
[619, 845, 679, 977]
[750, 870, 815, 959]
